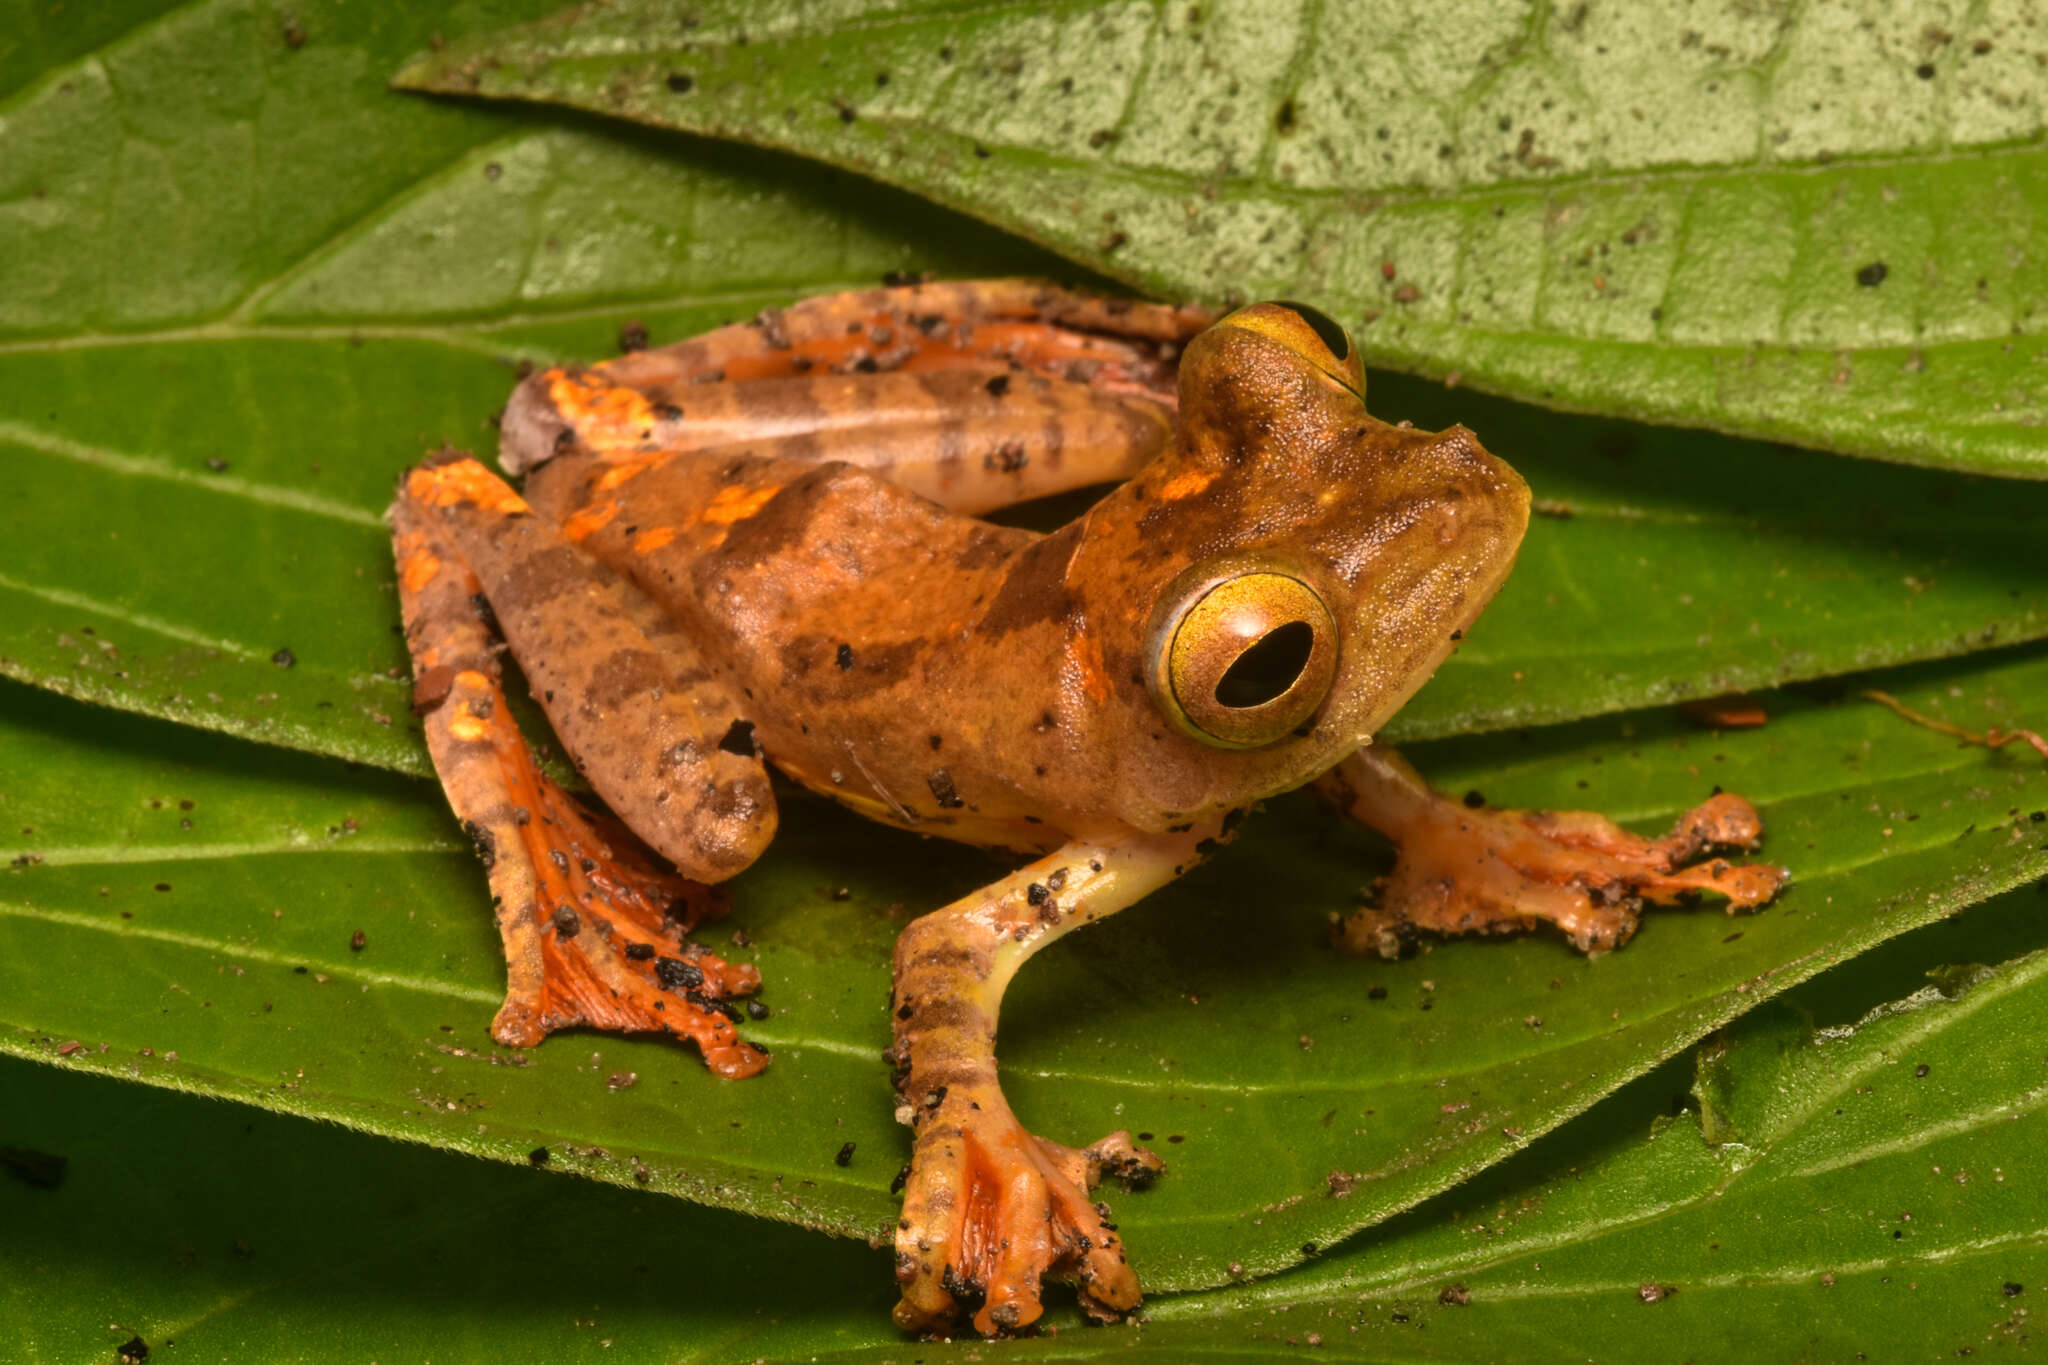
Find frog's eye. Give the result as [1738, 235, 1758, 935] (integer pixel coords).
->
[1219, 301, 1368, 400]
[1147, 564, 1340, 749]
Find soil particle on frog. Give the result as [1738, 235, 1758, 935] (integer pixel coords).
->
[926, 769, 964, 809]
[656, 956, 706, 991]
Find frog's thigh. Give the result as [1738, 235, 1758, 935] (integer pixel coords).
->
[513, 368, 1175, 517]
[1317, 747, 1787, 957]
[393, 452, 772, 1071]
[501, 279, 1207, 474]
[402, 453, 776, 878]
[889, 817, 1228, 1336]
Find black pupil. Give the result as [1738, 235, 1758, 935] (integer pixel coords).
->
[1274, 300, 1349, 361]
[1214, 621, 1316, 709]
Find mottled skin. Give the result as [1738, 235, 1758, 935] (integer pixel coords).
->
[389, 280, 1787, 1336]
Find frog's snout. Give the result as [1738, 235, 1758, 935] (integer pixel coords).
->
[1423, 425, 1531, 560]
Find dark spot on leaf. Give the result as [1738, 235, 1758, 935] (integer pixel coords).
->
[666, 72, 694, 93]
[1856, 261, 1889, 287]
[271, 648, 296, 668]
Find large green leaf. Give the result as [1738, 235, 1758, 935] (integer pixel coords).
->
[7, 3, 2048, 1355]
[8, 632, 2048, 1291]
[397, 0, 2048, 479]
[7, 0, 2048, 777]
[8, 883, 2043, 1361]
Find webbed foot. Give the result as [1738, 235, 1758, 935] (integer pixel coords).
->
[1320, 748, 1787, 957]
[893, 1090, 1160, 1336]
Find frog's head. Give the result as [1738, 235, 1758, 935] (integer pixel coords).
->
[1066, 301, 1530, 821]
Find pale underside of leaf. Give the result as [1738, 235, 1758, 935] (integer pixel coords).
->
[396, 0, 2048, 477]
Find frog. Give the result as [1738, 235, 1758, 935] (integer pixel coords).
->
[389, 279, 1787, 1337]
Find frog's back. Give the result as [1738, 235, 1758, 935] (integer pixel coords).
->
[523, 446, 1058, 835]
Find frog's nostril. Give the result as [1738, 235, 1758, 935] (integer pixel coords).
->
[1214, 621, 1315, 709]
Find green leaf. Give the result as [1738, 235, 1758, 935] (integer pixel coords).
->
[396, 0, 2048, 480]
[8, 630, 2047, 1291]
[8, 884, 2044, 1361]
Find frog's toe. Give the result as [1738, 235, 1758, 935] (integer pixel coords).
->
[893, 1101, 1155, 1337]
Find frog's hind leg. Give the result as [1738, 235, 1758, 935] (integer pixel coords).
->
[501, 280, 1213, 515]
[392, 450, 773, 1076]
[887, 818, 1229, 1337]
[1317, 748, 1787, 958]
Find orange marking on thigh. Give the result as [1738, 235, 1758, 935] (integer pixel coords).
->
[632, 525, 678, 555]
[447, 701, 489, 743]
[548, 369, 657, 444]
[400, 547, 442, 594]
[1156, 467, 1217, 501]
[597, 454, 666, 492]
[406, 460, 531, 514]
[700, 483, 784, 526]
[562, 499, 622, 543]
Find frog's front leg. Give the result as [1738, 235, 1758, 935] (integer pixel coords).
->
[889, 817, 1228, 1336]
[392, 451, 774, 1074]
[1318, 748, 1787, 957]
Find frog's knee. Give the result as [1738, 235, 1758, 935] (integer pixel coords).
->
[500, 368, 581, 475]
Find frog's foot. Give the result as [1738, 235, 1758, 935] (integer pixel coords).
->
[481, 735, 767, 1072]
[894, 1085, 1160, 1337]
[1320, 748, 1787, 958]
[393, 463, 769, 1077]
[430, 661, 767, 1076]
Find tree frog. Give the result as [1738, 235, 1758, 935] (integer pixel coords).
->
[390, 280, 1786, 1337]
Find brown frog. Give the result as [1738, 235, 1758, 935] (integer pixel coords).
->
[390, 280, 1786, 1337]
